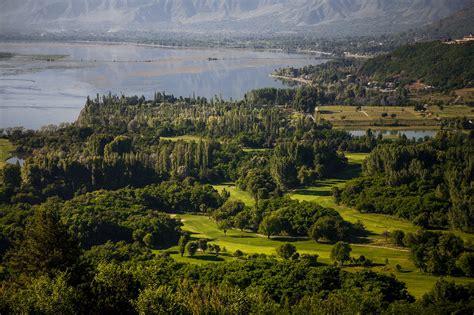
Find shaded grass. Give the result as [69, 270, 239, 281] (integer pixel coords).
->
[0, 139, 15, 168]
[160, 135, 205, 142]
[290, 152, 418, 235]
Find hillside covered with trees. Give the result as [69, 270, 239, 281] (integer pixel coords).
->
[360, 41, 474, 91]
[273, 40, 474, 110]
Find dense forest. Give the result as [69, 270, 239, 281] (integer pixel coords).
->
[0, 88, 473, 313]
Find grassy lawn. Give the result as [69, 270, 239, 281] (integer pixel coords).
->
[172, 213, 412, 267]
[0, 139, 15, 168]
[213, 183, 255, 206]
[162, 213, 473, 298]
[290, 153, 419, 236]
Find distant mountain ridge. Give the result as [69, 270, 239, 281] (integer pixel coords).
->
[412, 0, 474, 39]
[0, 0, 470, 36]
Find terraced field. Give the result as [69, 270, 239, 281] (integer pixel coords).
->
[321, 105, 474, 128]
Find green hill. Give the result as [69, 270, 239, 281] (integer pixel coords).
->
[359, 40, 474, 90]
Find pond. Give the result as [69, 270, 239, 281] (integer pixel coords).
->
[6, 156, 25, 166]
[348, 129, 437, 140]
[0, 41, 327, 129]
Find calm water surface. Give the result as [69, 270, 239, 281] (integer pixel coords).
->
[349, 129, 437, 140]
[0, 42, 326, 129]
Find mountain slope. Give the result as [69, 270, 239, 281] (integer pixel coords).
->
[0, 0, 470, 36]
[413, 0, 474, 39]
[360, 41, 474, 90]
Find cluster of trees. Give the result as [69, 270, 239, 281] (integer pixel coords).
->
[403, 230, 474, 277]
[210, 197, 365, 242]
[340, 131, 473, 232]
[78, 93, 298, 144]
[1, 133, 244, 202]
[0, 180, 226, 258]
[243, 85, 330, 112]
[270, 139, 347, 190]
[3, 90, 385, 205]
[236, 129, 357, 198]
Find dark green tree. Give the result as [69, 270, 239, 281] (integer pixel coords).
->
[1, 163, 21, 191]
[6, 200, 81, 277]
[330, 241, 352, 266]
[258, 215, 284, 239]
[456, 252, 474, 277]
[218, 219, 233, 236]
[277, 243, 297, 259]
[186, 242, 198, 257]
[178, 234, 190, 257]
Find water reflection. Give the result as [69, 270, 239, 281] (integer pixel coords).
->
[0, 42, 326, 129]
[348, 130, 437, 140]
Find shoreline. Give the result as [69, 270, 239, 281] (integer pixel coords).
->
[269, 74, 314, 85]
[0, 38, 336, 58]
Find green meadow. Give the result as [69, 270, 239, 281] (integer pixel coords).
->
[161, 213, 473, 298]
[160, 151, 473, 297]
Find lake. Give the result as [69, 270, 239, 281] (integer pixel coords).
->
[0, 41, 326, 129]
[348, 129, 437, 140]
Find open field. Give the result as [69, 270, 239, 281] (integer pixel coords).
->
[320, 105, 474, 128]
[0, 139, 15, 168]
[161, 213, 473, 298]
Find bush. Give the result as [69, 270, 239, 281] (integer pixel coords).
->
[391, 230, 405, 247]
[456, 252, 474, 277]
[276, 243, 297, 259]
[233, 250, 244, 258]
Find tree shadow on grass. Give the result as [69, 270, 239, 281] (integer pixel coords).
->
[293, 189, 332, 197]
[271, 236, 310, 242]
[190, 255, 225, 262]
[333, 164, 362, 180]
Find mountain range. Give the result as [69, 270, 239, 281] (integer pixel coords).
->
[0, 0, 471, 36]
